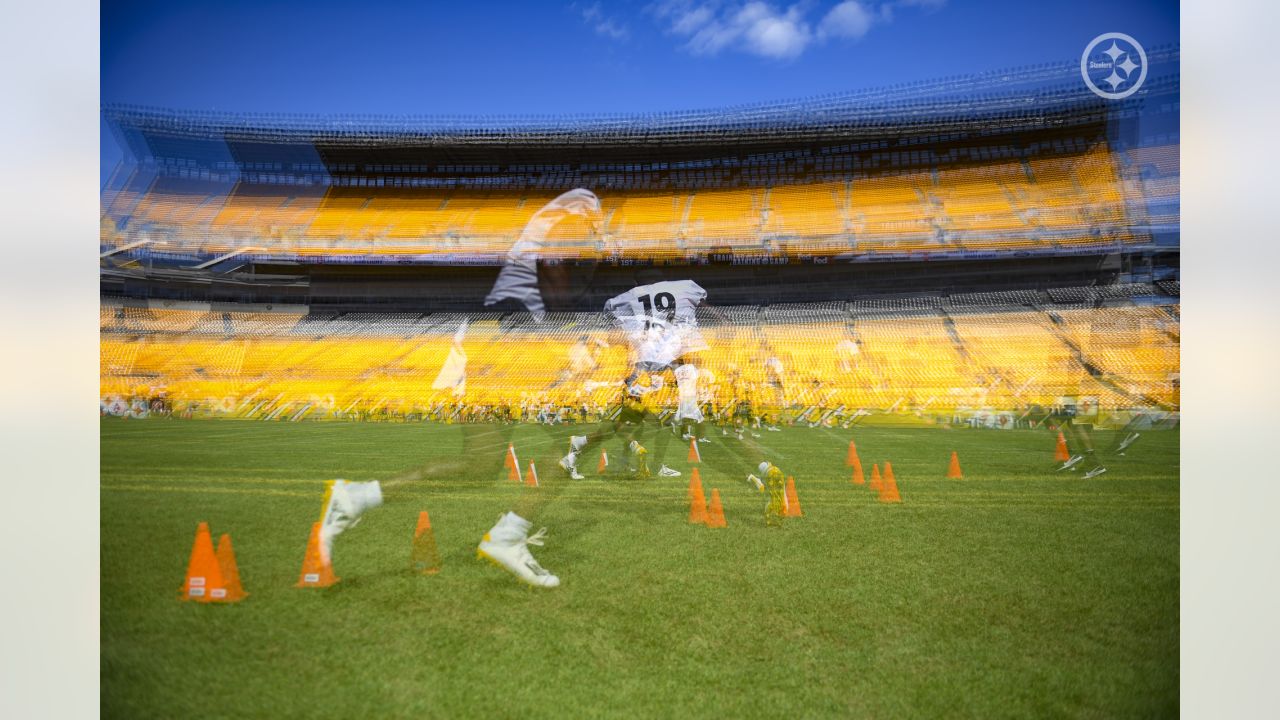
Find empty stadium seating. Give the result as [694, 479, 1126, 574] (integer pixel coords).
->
[101, 291, 1180, 421]
[100, 143, 1163, 261]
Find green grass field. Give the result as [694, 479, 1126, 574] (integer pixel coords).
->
[101, 419, 1178, 718]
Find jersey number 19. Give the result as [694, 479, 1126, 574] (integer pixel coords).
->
[637, 292, 675, 328]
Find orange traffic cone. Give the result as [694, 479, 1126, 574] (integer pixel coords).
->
[784, 476, 803, 518]
[1054, 431, 1070, 462]
[296, 522, 339, 588]
[946, 451, 963, 479]
[505, 443, 520, 482]
[411, 510, 442, 575]
[869, 463, 883, 492]
[214, 533, 247, 602]
[180, 521, 226, 602]
[851, 455, 865, 485]
[597, 450, 609, 474]
[845, 439, 859, 467]
[688, 468, 708, 524]
[706, 488, 727, 528]
[524, 462, 540, 487]
[688, 437, 701, 463]
[879, 465, 902, 504]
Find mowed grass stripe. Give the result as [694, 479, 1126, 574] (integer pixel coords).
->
[102, 470, 1178, 505]
[101, 482, 1176, 513]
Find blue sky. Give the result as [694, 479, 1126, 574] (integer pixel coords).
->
[101, 0, 1178, 184]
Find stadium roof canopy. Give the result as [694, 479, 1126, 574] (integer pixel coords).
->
[105, 45, 1178, 162]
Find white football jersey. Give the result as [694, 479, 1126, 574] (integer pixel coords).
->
[605, 280, 708, 366]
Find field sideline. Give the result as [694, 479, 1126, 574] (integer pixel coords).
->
[102, 419, 1178, 718]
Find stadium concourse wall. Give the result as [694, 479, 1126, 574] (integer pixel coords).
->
[101, 246, 1177, 312]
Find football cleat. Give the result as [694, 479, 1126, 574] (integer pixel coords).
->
[1082, 466, 1108, 480]
[657, 464, 682, 477]
[477, 513, 559, 588]
[1118, 432, 1140, 452]
[1058, 455, 1084, 471]
[318, 479, 382, 564]
[559, 453, 585, 480]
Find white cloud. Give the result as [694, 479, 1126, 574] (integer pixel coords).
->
[594, 18, 630, 40]
[670, 4, 715, 34]
[578, 2, 631, 41]
[818, 1, 875, 40]
[737, 3, 812, 58]
[650, 0, 945, 59]
[655, 1, 813, 59]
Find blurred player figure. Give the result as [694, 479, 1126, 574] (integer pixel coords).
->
[1108, 417, 1143, 456]
[686, 366, 718, 440]
[1043, 396, 1107, 479]
[311, 191, 788, 588]
[315, 189, 605, 590]
[559, 271, 709, 480]
[835, 328, 861, 374]
[559, 271, 777, 494]
[724, 364, 756, 440]
[763, 347, 785, 431]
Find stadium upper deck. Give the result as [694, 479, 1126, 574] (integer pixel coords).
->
[101, 47, 1179, 270]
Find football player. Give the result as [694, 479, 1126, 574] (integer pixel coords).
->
[559, 270, 779, 494]
[314, 189, 605, 590]
[558, 269, 709, 480]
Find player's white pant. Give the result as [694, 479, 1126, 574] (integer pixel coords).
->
[674, 364, 704, 423]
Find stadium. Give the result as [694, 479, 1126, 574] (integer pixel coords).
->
[100, 42, 1179, 718]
